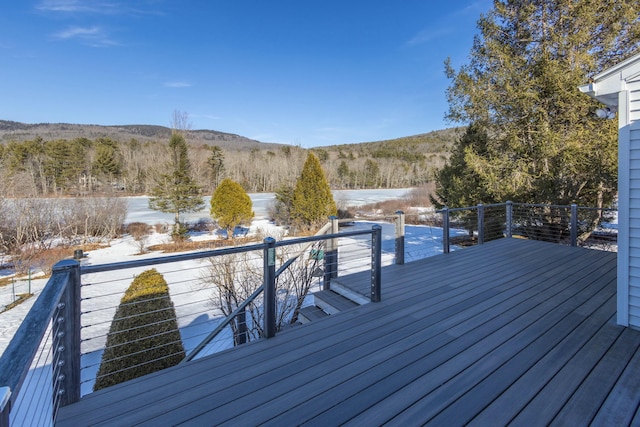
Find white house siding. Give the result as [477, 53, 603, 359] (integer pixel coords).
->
[626, 108, 640, 326]
[631, 78, 640, 122]
[580, 53, 640, 328]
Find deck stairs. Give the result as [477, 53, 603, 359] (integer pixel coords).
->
[297, 279, 369, 324]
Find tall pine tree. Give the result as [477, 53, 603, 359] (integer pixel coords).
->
[291, 152, 337, 230]
[92, 138, 122, 186]
[439, 0, 639, 209]
[149, 132, 204, 229]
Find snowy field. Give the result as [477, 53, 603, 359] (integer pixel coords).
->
[125, 188, 413, 224]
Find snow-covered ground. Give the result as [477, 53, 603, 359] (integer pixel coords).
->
[125, 188, 413, 225]
[0, 190, 415, 365]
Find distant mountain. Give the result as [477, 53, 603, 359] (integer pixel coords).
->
[318, 127, 462, 157]
[0, 120, 284, 151]
[0, 120, 461, 154]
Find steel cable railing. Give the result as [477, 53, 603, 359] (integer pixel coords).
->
[438, 202, 617, 253]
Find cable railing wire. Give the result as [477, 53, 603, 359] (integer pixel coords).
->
[438, 202, 617, 253]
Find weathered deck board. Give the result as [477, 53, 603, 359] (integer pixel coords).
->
[56, 238, 639, 426]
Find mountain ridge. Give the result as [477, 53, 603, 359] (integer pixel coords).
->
[0, 119, 460, 152]
[0, 120, 282, 151]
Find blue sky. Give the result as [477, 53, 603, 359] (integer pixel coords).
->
[1, 1, 491, 147]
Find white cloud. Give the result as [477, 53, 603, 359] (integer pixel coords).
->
[52, 25, 117, 47]
[163, 82, 193, 88]
[55, 26, 100, 39]
[37, 0, 116, 14]
[36, 0, 162, 16]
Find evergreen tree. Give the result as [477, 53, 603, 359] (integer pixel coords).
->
[94, 269, 185, 390]
[207, 145, 225, 187]
[149, 132, 204, 229]
[291, 152, 337, 230]
[431, 124, 493, 208]
[43, 139, 87, 194]
[92, 138, 122, 184]
[363, 159, 380, 187]
[210, 178, 254, 238]
[441, 0, 639, 209]
[272, 183, 294, 226]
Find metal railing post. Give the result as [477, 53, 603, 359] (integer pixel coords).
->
[52, 259, 81, 408]
[477, 204, 485, 245]
[442, 207, 450, 254]
[323, 216, 339, 290]
[570, 204, 578, 247]
[506, 201, 513, 238]
[330, 216, 338, 278]
[263, 237, 276, 338]
[395, 210, 405, 265]
[371, 225, 382, 302]
[236, 306, 247, 345]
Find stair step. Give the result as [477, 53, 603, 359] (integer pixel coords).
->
[330, 280, 370, 305]
[298, 305, 329, 324]
[313, 289, 359, 315]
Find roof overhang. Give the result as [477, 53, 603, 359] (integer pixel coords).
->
[579, 52, 640, 106]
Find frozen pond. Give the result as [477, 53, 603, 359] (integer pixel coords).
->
[125, 188, 412, 225]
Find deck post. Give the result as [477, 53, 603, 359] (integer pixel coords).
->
[263, 237, 277, 338]
[330, 215, 338, 278]
[395, 210, 405, 265]
[323, 216, 339, 290]
[442, 207, 450, 254]
[570, 204, 578, 247]
[477, 204, 485, 245]
[53, 259, 81, 408]
[236, 306, 247, 345]
[371, 225, 382, 302]
[505, 201, 513, 238]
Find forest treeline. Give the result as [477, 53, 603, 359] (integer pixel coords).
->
[0, 127, 458, 197]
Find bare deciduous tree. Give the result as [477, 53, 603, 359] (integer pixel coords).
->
[198, 239, 324, 345]
[0, 196, 127, 274]
[127, 222, 152, 254]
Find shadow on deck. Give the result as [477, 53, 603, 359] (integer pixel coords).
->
[57, 238, 640, 426]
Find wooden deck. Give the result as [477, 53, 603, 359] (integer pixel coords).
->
[56, 238, 640, 426]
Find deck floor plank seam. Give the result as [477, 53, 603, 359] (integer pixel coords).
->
[456, 296, 619, 426]
[238, 251, 616, 427]
[509, 312, 627, 425]
[401, 288, 619, 426]
[591, 342, 640, 426]
[311, 260, 616, 426]
[552, 325, 640, 425]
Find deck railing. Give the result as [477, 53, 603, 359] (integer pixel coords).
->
[0, 225, 382, 427]
[439, 201, 617, 253]
[0, 202, 616, 426]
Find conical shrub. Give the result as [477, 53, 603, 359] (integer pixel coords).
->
[94, 269, 185, 390]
